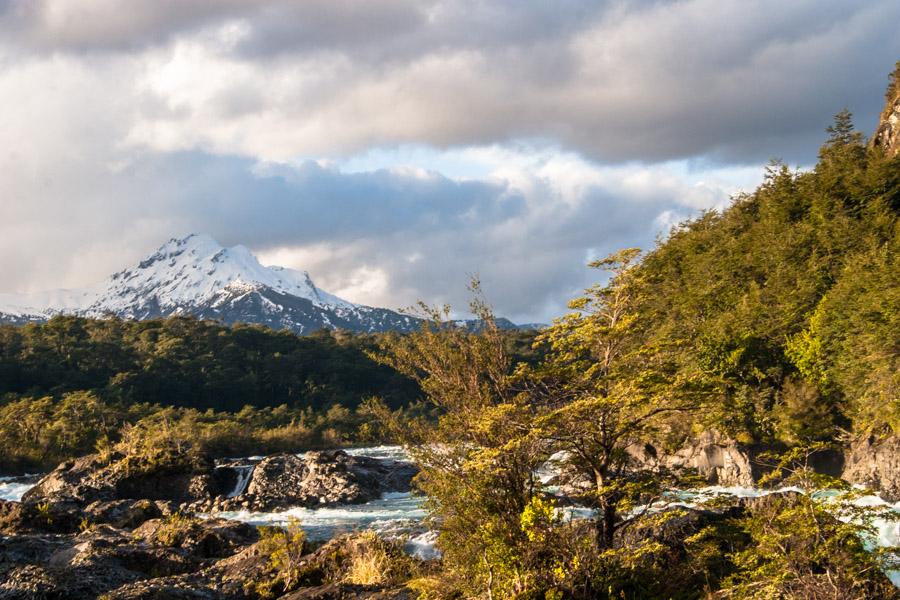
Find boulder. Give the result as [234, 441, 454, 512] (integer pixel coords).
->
[207, 451, 418, 512]
[133, 516, 259, 559]
[83, 499, 169, 530]
[0, 498, 84, 535]
[0, 525, 204, 600]
[23, 452, 223, 507]
[278, 583, 416, 599]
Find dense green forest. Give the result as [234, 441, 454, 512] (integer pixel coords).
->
[633, 107, 898, 445]
[0, 317, 422, 471]
[0, 316, 421, 411]
[0, 315, 541, 472]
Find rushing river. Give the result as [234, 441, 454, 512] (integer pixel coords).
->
[213, 445, 438, 558]
[0, 475, 39, 502]
[3, 447, 899, 576]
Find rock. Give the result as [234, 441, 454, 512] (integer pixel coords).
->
[83, 499, 165, 530]
[99, 577, 221, 600]
[21, 454, 111, 503]
[659, 431, 761, 486]
[133, 516, 259, 559]
[870, 64, 900, 157]
[23, 452, 227, 507]
[0, 498, 84, 534]
[0, 525, 203, 600]
[278, 583, 416, 599]
[23, 449, 417, 514]
[842, 435, 900, 501]
[219, 451, 418, 512]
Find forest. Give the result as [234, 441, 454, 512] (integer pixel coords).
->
[0, 315, 541, 472]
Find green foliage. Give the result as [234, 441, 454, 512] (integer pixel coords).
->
[0, 389, 423, 472]
[368, 94, 900, 598]
[0, 315, 420, 412]
[372, 286, 556, 599]
[149, 512, 203, 547]
[529, 248, 714, 548]
[629, 109, 898, 441]
[333, 531, 418, 587]
[721, 494, 900, 599]
[251, 517, 309, 598]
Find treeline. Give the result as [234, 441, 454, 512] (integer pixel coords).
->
[0, 391, 413, 474]
[0, 315, 540, 472]
[0, 316, 420, 412]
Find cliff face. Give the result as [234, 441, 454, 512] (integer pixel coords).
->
[870, 62, 900, 157]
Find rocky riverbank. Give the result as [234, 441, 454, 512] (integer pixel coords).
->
[22, 449, 418, 514]
[0, 448, 423, 599]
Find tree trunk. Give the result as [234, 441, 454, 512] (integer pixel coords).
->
[594, 470, 616, 548]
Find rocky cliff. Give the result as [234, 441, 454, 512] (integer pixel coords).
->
[870, 61, 900, 157]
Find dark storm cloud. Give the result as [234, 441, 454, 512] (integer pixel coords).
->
[2, 0, 897, 164]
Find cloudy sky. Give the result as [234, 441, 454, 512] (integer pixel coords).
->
[1, 0, 898, 322]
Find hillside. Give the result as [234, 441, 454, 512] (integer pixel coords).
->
[631, 87, 899, 444]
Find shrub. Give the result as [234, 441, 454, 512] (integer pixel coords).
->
[251, 518, 308, 598]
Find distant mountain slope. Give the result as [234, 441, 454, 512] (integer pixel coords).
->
[0, 234, 536, 334]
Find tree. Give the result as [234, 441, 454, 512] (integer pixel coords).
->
[371, 286, 551, 598]
[529, 249, 712, 549]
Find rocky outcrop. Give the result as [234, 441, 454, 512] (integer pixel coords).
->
[25, 450, 418, 515]
[93, 531, 417, 600]
[23, 452, 221, 506]
[659, 431, 761, 487]
[842, 435, 900, 501]
[870, 63, 900, 157]
[133, 516, 259, 559]
[625, 431, 761, 487]
[0, 523, 210, 599]
[193, 450, 418, 513]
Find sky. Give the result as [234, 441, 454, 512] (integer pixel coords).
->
[0, 1, 898, 323]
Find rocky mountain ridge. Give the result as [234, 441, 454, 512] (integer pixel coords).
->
[0, 234, 535, 335]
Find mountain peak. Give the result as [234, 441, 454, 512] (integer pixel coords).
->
[98, 233, 354, 316]
[0, 234, 524, 335]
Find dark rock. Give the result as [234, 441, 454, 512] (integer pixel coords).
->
[0, 524, 202, 600]
[83, 499, 165, 530]
[0, 513, 264, 599]
[279, 583, 415, 599]
[23, 452, 227, 507]
[0, 498, 84, 534]
[101, 579, 221, 600]
[0, 535, 71, 579]
[133, 516, 259, 559]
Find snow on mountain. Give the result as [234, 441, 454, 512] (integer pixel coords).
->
[0, 234, 418, 334]
[89, 233, 355, 317]
[0, 234, 537, 334]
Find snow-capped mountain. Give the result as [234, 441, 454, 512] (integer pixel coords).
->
[0, 234, 420, 334]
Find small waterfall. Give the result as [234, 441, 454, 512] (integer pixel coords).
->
[226, 465, 254, 498]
